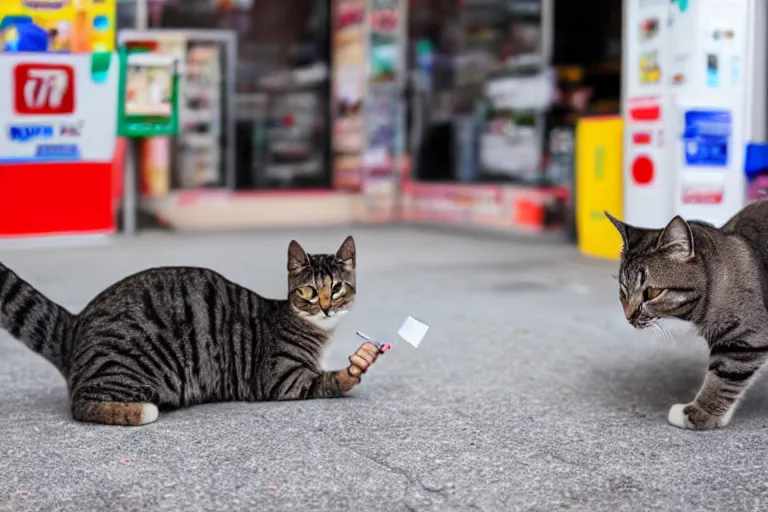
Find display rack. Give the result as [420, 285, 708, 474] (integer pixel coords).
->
[179, 43, 224, 188]
[118, 29, 237, 191]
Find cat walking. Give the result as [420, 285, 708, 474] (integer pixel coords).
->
[606, 200, 768, 429]
[0, 236, 380, 426]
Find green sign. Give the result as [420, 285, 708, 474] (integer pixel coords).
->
[116, 44, 180, 138]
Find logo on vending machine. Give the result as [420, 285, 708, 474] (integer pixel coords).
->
[13, 63, 76, 115]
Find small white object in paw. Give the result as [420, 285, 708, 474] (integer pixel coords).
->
[667, 403, 690, 428]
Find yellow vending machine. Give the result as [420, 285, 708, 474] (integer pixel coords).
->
[575, 115, 624, 260]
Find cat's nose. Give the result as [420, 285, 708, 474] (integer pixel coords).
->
[622, 300, 635, 321]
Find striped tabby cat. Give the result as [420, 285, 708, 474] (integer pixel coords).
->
[0, 235, 382, 426]
[605, 200, 768, 430]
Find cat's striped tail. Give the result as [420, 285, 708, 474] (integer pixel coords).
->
[0, 262, 74, 375]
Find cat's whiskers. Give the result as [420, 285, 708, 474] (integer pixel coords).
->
[650, 321, 676, 346]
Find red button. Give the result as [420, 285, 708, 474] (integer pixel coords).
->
[631, 155, 654, 185]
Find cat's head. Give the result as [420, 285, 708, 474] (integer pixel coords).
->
[605, 211, 706, 328]
[287, 235, 356, 331]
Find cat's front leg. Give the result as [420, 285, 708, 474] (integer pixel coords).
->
[668, 350, 766, 430]
[274, 342, 381, 400]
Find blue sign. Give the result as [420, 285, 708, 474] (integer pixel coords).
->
[8, 124, 54, 143]
[34, 144, 79, 160]
[745, 143, 768, 182]
[682, 109, 731, 167]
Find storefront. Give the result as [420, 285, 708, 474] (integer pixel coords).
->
[104, 0, 374, 230]
[402, 0, 621, 233]
[0, 0, 629, 238]
[112, 0, 624, 234]
[132, 0, 331, 192]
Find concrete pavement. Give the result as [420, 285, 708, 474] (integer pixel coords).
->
[1, 227, 766, 511]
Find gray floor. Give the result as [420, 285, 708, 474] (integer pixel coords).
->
[1, 227, 766, 512]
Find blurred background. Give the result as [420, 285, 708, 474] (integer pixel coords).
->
[0, 0, 764, 258]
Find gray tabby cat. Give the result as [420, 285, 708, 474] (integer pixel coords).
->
[605, 199, 768, 430]
[0, 235, 382, 426]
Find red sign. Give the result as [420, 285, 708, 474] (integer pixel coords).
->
[632, 131, 652, 145]
[627, 97, 661, 122]
[13, 63, 75, 116]
[682, 186, 724, 204]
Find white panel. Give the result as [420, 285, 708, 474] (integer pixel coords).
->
[0, 53, 118, 164]
[671, 0, 755, 225]
[622, 0, 675, 228]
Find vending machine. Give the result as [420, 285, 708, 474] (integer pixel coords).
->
[622, 0, 767, 227]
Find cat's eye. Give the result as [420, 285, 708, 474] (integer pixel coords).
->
[332, 282, 344, 296]
[296, 286, 317, 301]
[643, 288, 664, 301]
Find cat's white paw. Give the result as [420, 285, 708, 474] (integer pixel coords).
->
[718, 405, 736, 428]
[667, 403, 692, 429]
[139, 403, 159, 425]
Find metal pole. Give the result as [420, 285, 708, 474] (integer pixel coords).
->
[134, 0, 148, 30]
[123, 138, 138, 236]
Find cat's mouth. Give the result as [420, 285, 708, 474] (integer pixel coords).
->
[630, 317, 656, 329]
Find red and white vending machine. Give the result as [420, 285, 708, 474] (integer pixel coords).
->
[622, 0, 767, 227]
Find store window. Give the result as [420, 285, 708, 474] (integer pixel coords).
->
[408, 0, 621, 187]
[150, 0, 332, 191]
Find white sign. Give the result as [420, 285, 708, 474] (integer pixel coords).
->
[0, 53, 119, 164]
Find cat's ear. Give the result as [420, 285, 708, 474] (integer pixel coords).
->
[335, 235, 356, 268]
[287, 240, 309, 273]
[657, 216, 694, 260]
[604, 211, 629, 245]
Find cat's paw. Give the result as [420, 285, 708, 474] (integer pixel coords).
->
[667, 403, 725, 430]
[337, 342, 380, 393]
[348, 342, 379, 378]
[667, 403, 693, 429]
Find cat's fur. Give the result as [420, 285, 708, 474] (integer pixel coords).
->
[606, 199, 768, 429]
[0, 235, 380, 426]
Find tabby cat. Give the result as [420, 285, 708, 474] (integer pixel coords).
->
[605, 200, 768, 430]
[0, 235, 382, 426]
